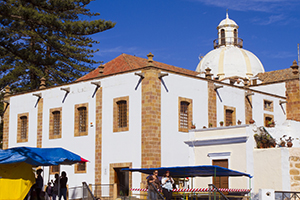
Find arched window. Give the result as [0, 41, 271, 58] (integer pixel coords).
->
[234, 29, 237, 45]
[53, 111, 61, 135]
[180, 101, 189, 129]
[78, 107, 87, 132]
[117, 100, 127, 128]
[221, 29, 225, 45]
[20, 116, 27, 139]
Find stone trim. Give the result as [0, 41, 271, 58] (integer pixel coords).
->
[2, 102, 10, 149]
[74, 163, 86, 174]
[141, 68, 161, 188]
[95, 87, 102, 186]
[50, 165, 60, 175]
[245, 92, 253, 125]
[37, 98, 43, 148]
[185, 136, 248, 147]
[109, 162, 132, 197]
[286, 80, 300, 121]
[49, 107, 62, 139]
[208, 82, 217, 127]
[17, 113, 29, 143]
[224, 106, 236, 126]
[263, 99, 273, 112]
[74, 103, 89, 137]
[178, 97, 193, 132]
[264, 113, 274, 127]
[113, 96, 129, 132]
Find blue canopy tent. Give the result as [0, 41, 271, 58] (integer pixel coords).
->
[0, 146, 88, 166]
[122, 165, 252, 178]
[0, 146, 88, 200]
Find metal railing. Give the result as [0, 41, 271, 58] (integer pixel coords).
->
[209, 184, 229, 200]
[69, 183, 114, 200]
[213, 37, 243, 49]
[275, 191, 300, 200]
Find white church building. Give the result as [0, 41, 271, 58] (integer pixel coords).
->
[2, 13, 300, 198]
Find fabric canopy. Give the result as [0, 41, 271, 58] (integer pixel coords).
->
[122, 165, 252, 178]
[0, 146, 88, 166]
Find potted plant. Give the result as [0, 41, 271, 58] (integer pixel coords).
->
[249, 119, 255, 124]
[286, 136, 294, 148]
[237, 120, 242, 125]
[209, 123, 213, 128]
[219, 121, 224, 126]
[191, 123, 196, 129]
[268, 121, 275, 127]
[254, 132, 276, 148]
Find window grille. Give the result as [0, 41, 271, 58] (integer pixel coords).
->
[53, 111, 60, 135]
[51, 165, 60, 174]
[117, 100, 127, 128]
[78, 107, 87, 132]
[20, 116, 27, 139]
[180, 101, 189, 129]
[226, 109, 233, 126]
[77, 163, 86, 172]
[221, 29, 225, 45]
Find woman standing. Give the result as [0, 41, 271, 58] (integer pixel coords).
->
[59, 171, 68, 200]
[161, 171, 174, 200]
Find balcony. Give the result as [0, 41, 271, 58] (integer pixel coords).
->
[213, 37, 243, 49]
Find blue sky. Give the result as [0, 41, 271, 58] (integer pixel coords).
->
[86, 0, 300, 72]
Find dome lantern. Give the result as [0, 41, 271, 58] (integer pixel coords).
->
[214, 11, 243, 49]
[196, 12, 265, 80]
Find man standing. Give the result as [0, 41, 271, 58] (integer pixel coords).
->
[36, 169, 44, 200]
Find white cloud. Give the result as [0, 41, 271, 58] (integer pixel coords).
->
[192, 0, 300, 13]
[251, 14, 287, 25]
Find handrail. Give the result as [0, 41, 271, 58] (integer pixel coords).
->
[149, 182, 164, 200]
[208, 184, 229, 200]
[275, 191, 300, 200]
[82, 182, 97, 200]
[213, 37, 243, 49]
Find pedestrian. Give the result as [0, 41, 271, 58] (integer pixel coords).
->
[51, 173, 59, 200]
[45, 182, 53, 200]
[35, 169, 44, 200]
[59, 171, 68, 200]
[147, 170, 161, 200]
[161, 171, 174, 200]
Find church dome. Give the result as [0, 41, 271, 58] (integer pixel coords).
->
[196, 12, 265, 79]
[196, 46, 265, 79]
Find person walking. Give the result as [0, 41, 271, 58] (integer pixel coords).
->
[161, 171, 174, 200]
[59, 171, 68, 200]
[51, 173, 59, 200]
[35, 169, 44, 200]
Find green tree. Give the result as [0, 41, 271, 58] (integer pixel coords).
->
[0, 0, 115, 92]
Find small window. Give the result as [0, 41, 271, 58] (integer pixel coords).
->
[234, 29, 237, 45]
[75, 163, 86, 173]
[180, 101, 189, 129]
[74, 103, 89, 136]
[50, 165, 60, 174]
[49, 108, 62, 139]
[264, 100, 273, 112]
[78, 107, 87, 132]
[225, 109, 233, 126]
[20, 116, 28, 139]
[113, 97, 129, 132]
[117, 100, 127, 128]
[221, 29, 225, 45]
[17, 113, 29, 143]
[53, 111, 61, 136]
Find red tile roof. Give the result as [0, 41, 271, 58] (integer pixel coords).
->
[256, 68, 299, 84]
[77, 53, 199, 81]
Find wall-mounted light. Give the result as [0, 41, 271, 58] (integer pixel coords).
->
[279, 100, 287, 105]
[60, 87, 70, 93]
[91, 81, 101, 87]
[214, 84, 223, 90]
[158, 72, 168, 79]
[135, 72, 145, 79]
[32, 93, 42, 98]
[245, 92, 254, 97]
